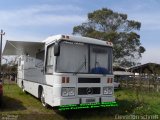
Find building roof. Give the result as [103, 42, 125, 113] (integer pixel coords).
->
[129, 63, 160, 74]
[113, 66, 133, 76]
[113, 71, 134, 76]
[113, 66, 126, 71]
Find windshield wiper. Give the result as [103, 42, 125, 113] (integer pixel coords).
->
[74, 55, 86, 75]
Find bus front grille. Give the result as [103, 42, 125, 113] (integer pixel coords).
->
[78, 87, 100, 95]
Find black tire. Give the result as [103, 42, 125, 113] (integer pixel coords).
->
[40, 89, 48, 108]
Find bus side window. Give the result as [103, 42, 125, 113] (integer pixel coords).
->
[19, 58, 21, 66]
[35, 50, 44, 67]
[45, 45, 54, 74]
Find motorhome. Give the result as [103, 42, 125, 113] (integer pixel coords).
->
[3, 35, 115, 107]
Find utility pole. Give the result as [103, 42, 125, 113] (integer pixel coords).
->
[0, 30, 5, 79]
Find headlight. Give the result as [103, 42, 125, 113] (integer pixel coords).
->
[62, 87, 69, 96]
[108, 87, 113, 94]
[103, 87, 113, 95]
[68, 88, 75, 96]
[61, 87, 75, 97]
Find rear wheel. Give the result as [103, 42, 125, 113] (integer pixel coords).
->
[41, 89, 48, 107]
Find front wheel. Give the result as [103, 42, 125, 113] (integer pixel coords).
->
[22, 83, 26, 93]
[41, 89, 48, 108]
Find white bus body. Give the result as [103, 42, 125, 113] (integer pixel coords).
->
[3, 35, 115, 107]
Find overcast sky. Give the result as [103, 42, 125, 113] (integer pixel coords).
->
[1, 0, 160, 64]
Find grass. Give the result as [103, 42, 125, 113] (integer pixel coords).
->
[0, 83, 160, 120]
[0, 84, 64, 120]
[115, 88, 160, 115]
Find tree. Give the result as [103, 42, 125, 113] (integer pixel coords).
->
[73, 8, 145, 67]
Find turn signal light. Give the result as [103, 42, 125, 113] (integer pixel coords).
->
[66, 77, 69, 83]
[107, 78, 113, 83]
[62, 77, 65, 83]
[62, 77, 70, 83]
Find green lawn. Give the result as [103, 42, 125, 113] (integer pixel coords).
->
[0, 84, 160, 120]
[0, 84, 64, 120]
[115, 88, 160, 115]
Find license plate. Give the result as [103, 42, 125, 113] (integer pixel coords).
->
[86, 98, 95, 103]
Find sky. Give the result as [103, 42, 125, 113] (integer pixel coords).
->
[1, 0, 160, 64]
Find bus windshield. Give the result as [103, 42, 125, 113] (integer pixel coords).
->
[56, 41, 113, 74]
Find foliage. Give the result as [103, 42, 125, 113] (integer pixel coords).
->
[1, 64, 17, 73]
[73, 8, 145, 67]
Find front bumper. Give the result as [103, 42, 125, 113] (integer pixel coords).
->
[53, 96, 115, 106]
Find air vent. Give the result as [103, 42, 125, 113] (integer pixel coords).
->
[78, 78, 100, 83]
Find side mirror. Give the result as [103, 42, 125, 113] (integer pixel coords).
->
[54, 42, 60, 56]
